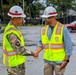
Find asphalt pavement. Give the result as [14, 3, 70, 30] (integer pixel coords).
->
[0, 26, 76, 75]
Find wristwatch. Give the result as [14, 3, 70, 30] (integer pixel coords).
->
[64, 60, 69, 63]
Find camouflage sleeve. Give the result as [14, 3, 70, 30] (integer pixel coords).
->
[6, 33, 34, 56]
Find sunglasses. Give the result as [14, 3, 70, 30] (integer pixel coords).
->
[47, 16, 54, 19]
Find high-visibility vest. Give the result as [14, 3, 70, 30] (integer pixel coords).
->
[41, 22, 66, 61]
[3, 23, 26, 67]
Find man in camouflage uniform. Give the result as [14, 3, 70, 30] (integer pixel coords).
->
[3, 5, 34, 75]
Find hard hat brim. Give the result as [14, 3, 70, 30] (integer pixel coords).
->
[8, 13, 26, 18]
[41, 14, 58, 18]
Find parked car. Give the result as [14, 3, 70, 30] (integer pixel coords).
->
[65, 21, 76, 32]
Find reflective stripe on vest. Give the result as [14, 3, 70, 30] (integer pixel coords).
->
[5, 27, 22, 37]
[43, 44, 49, 49]
[56, 23, 63, 34]
[42, 25, 48, 35]
[3, 50, 16, 56]
[43, 44, 64, 49]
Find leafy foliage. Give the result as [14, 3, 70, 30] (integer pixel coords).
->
[0, 0, 76, 18]
[46, 0, 76, 17]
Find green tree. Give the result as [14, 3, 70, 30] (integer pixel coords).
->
[25, 0, 45, 18]
[46, 0, 75, 17]
[0, 0, 3, 18]
[1, 0, 23, 18]
[0, 0, 45, 18]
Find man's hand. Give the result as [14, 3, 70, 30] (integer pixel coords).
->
[33, 46, 43, 59]
[33, 52, 39, 59]
[58, 61, 68, 71]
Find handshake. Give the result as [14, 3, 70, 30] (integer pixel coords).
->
[26, 50, 39, 59]
[24, 46, 42, 58]
[24, 48, 39, 59]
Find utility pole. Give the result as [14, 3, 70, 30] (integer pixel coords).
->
[1, 0, 5, 23]
[23, 0, 24, 11]
[1, 0, 4, 16]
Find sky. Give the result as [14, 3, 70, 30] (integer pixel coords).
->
[39, 0, 46, 3]
[39, 0, 44, 2]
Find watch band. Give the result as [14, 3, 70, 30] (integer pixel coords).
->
[64, 60, 69, 63]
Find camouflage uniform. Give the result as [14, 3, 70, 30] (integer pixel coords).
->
[7, 63, 25, 75]
[6, 33, 34, 75]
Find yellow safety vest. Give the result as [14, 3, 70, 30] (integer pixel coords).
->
[41, 22, 66, 62]
[3, 23, 26, 67]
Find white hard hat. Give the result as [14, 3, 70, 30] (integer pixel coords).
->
[41, 6, 58, 18]
[8, 5, 26, 18]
